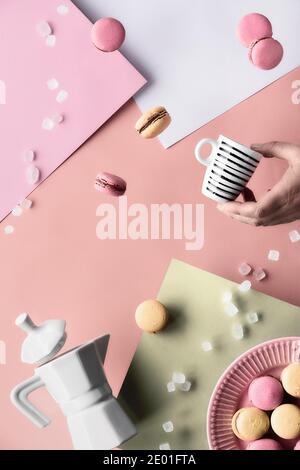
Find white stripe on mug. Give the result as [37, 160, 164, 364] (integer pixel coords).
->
[209, 164, 247, 187]
[216, 150, 254, 174]
[213, 158, 252, 181]
[208, 176, 240, 195]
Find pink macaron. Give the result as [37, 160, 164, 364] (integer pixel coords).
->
[236, 13, 283, 70]
[249, 37, 283, 70]
[247, 439, 283, 451]
[237, 13, 272, 47]
[248, 376, 284, 411]
[94, 172, 126, 196]
[91, 17, 125, 52]
[294, 440, 300, 450]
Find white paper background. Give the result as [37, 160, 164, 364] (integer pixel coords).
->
[73, 0, 300, 147]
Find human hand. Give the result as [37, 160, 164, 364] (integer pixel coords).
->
[217, 141, 300, 226]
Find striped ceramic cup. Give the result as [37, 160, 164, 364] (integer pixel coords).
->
[194, 135, 262, 203]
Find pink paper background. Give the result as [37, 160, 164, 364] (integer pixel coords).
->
[0, 68, 300, 449]
[0, 0, 145, 221]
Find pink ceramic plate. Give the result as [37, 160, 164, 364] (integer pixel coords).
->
[207, 337, 300, 450]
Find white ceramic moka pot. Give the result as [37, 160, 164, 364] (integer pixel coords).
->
[11, 314, 136, 450]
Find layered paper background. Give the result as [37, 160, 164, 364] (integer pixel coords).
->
[0, 67, 300, 448]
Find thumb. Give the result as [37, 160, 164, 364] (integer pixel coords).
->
[251, 141, 300, 163]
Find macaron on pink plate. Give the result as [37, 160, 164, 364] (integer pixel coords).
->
[207, 337, 300, 450]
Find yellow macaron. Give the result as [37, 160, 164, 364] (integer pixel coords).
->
[231, 407, 270, 441]
[271, 404, 300, 439]
[135, 299, 168, 333]
[135, 106, 171, 138]
[281, 363, 300, 398]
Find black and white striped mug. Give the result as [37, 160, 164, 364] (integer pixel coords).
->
[194, 135, 262, 203]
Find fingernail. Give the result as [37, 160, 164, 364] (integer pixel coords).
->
[251, 143, 261, 150]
